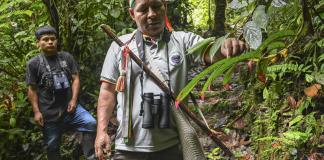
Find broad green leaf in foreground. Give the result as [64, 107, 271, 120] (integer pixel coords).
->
[257, 30, 295, 51]
[252, 5, 269, 30]
[177, 51, 259, 102]
[177, 30, 295, 103]
[243, 21, 262, 49]
[187, 37, 214, 55]
[208, 33, 230, 59]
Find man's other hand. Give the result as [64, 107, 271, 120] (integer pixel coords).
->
[95, 132, 111, 160]
[67, 100, 77, 113]
[34, 111, 44, 127]
[221, 38, 249, 58]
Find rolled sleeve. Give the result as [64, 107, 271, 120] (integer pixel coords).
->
[100, 41, 121, 83]
[181, 31, 205, 66]
[62, 52, 79, 75]
[25, 58, 39, 86]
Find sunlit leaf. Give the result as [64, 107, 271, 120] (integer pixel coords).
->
[305, 74, 314, 83]
[279, 48, 288, 57]
[263, 87, 269, 100]
[187, 37, 214, 55]
[243, 21, 262, 49]
[283, 131, 310, 142]
[110, 8, 121, 18]
[318, 53, 324, 62]
[271, 0, 287, 7]
[316, 39, 324, 47]
[14, 31, 27, 38]
[314, 73, 324, 85]
[9, 117, 16, 127]
[315, 1, 324, 11]
[12, 10, 33, 17]
[252, 5, 268, 30]
[289, 115, 303, 127]
[0, 1, 11, 13]
[228, 0, 248, 9]
[0, 23, 11, 30]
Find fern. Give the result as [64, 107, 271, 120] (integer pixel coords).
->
[267, 63, 312, 73]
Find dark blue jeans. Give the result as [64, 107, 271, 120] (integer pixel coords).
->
[43, 104, 96, 160]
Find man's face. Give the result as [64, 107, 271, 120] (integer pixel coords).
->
[37, 34, 57, 54]
[129, 0, 166, 38]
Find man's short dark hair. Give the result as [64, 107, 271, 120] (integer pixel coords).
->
[35, 25, 57, 40]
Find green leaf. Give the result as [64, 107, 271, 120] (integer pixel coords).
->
[208, 33, 230, 58]
[222, 65, 235, 85]
[258, 30, 295, 51]
[199, 51, 259, 95]
[283, 131, 310, 142]
[316, 39, 324, 47]
[14, 31, 27, 38]
[0, 1, 11, 13]
[271, 0, 287, 7]
[12, 10, 33, 17]
[263, 87, 269, 100]
[176, 62, 216, 102]
[305, 74, 314, 83]
[243, 21, 262, 49]
[9, 117, 16, 128]
[314, 72, 324, 85]
[0, 12, 10, 20]
[266, 41, 286, 51]
[0, 23, 11, 30]
[257, 136, 280, 141]
[252, 5, 269, 30]
[187, 37, 214, 55]
[110, 8, 121, 18]
[228, 0, 248, 9]
[318, 53, 324, 62]
[289, 115, 303, 127]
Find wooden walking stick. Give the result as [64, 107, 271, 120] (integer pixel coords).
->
[100, 24, 233, 156]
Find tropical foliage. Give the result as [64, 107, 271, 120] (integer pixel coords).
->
[0, 0, 323, 159]
[177, 0, 324, 159]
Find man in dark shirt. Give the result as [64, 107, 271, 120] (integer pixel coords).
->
[26, 25, 96, 160]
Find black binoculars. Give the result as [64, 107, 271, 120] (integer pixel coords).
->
[141, 93, 170, 129]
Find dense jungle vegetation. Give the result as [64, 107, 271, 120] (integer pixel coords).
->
[0, 0, 323, 159]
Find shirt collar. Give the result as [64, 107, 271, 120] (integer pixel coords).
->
[142, 30, 165, 44]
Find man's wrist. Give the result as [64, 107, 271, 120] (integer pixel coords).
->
[34, 110, 41, 114]
[97, 127, 108, 134]
[71, 97, 78, 102]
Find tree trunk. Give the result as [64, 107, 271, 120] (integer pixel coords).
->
[42, 0, 60, 50]
[213, 0, 226, 37]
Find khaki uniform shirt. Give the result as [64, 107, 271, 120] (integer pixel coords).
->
[101, 30, 204, 152]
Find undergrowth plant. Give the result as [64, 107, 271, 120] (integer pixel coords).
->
[179, 0, 324, 159]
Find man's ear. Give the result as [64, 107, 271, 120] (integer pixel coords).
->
[128, 8, 135, 21]
[36, 40, 39, 48]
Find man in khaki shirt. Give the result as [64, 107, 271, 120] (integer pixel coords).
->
[95, 0, 247, 159]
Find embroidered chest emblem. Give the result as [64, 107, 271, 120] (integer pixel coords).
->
[169, 53, 183, 66]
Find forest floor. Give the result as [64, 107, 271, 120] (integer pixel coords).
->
[192, 88, 254, 159]
[103, 66, 324, 160]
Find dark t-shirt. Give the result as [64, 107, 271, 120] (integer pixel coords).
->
[26, 51, 78, 123]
